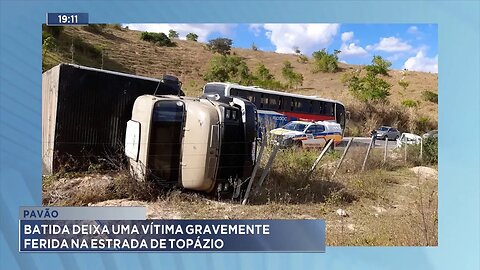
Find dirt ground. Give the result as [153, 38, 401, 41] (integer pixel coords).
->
[43, 165, 437, 246]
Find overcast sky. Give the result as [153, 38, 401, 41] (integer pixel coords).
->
[123, 23, 438, 73]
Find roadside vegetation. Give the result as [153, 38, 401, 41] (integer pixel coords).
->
[43, 137, 437, 246]
[42, 25, 438, 246]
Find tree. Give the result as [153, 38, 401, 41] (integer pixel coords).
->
[256, 64, 274, 81]
[206, 38, 233, 56]
[312, 49, 340, 73]
[186, 33, 198, 41]
[253, 64, 285, 90]
[365, 55, 391, 76]
[281, 61, 303, 89]
[293, 46, 301, 54]
[140, 32, 173, 46]
[251, 43, 258, 51]
[168, 29, 179, 39]
[203, 55, 252, 85]
[343, 69, 391, 102]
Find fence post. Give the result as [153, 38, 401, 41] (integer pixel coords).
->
[383, 136, 388, 163]
[255, 141, 282, 191]
[242, 138, 267, 205]
[332, 138, 353, 178]
[361, 136, 375, 172]
[404, 142, 408, 164]
[306, 139, 334, 181]
[419, 138, 423, 160]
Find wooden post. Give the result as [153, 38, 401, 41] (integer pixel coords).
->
[419, 138, 423, 160]
[404, 142, 408, 164]
[242, 138, 267, 205]
[383, 136, 388, 163]
[306, 139, 334, 181]
[255, 141, 281, 191]
[332, 138, 354, 178]
[361, 136, 375, 172]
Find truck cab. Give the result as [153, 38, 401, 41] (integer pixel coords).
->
[125, 95, 257, 194]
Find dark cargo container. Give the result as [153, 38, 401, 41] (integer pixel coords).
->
[42, 63, 184, 174]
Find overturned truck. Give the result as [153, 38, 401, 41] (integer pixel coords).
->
[42, 64, 183, 174]
[125, 94, 258, 195]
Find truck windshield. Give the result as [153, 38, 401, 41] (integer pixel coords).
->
[148, 100, 185, 183]
[283, 122, 307, 132]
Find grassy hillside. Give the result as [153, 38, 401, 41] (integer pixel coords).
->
[42, 24, 438, 134]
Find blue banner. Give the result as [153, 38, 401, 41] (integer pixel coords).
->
[19, 220, 325, 252]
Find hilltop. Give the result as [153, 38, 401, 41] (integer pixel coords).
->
[42, 24, 438, 133]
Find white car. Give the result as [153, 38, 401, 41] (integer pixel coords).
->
[270, 120, 343, 148]
[396, 133, 422, 148]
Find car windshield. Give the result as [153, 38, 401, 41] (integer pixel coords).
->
[378, 126, 390, 131]
[282, 122, 307, 132]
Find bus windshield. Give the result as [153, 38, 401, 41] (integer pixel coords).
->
[204, 83, 226, 96]
[282, 122, 307, 132]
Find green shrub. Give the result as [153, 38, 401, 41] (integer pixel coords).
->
[42, 36, 57, 52]
[72, 37, 102, 58]
[168, 29, 179, 39]
[398, 79, 409, 90]
[422, 137, 438, 164]
[140, 31, 173, 46]
[401, 99, 418, 108]
[110, 24, 122, 30]
[186, 33, 198, 41]
[42, 25, 64, 38]
[365, 55, 391, 76]
[203, 55, 252, 85]
[312, 49, 340, 73]
[83, 24, 107, 34]
[343, 70, 391, 102]
[282, 61, 303, 89]
[253, 64, 285, 90]
[297, 54, 308, 64]
[415, 116, 436, 134]
[422, 90, 438, 103]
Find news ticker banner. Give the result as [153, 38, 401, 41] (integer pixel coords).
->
[19, 207, 325, 252]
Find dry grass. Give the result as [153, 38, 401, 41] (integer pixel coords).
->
[42, 24, 438, 245]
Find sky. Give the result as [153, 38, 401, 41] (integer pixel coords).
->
[123, 23, 438, 73]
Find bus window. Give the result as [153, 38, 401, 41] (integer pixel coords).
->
[231, 88, 250, 100]
[312, 101, 322, 114]
[261, 94, 269, 109]
[282, 97, 291, 111]
[253, 92, 261, 108]
[324, 102, 334, 116]
[204, 83, 226, 96]
[297, 99, 310, 113]
[268, 95, 279, 109]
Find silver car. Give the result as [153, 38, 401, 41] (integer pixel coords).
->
[375, 126, 401, 140]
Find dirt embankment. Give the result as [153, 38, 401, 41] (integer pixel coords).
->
[44, 164, 437, 246]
